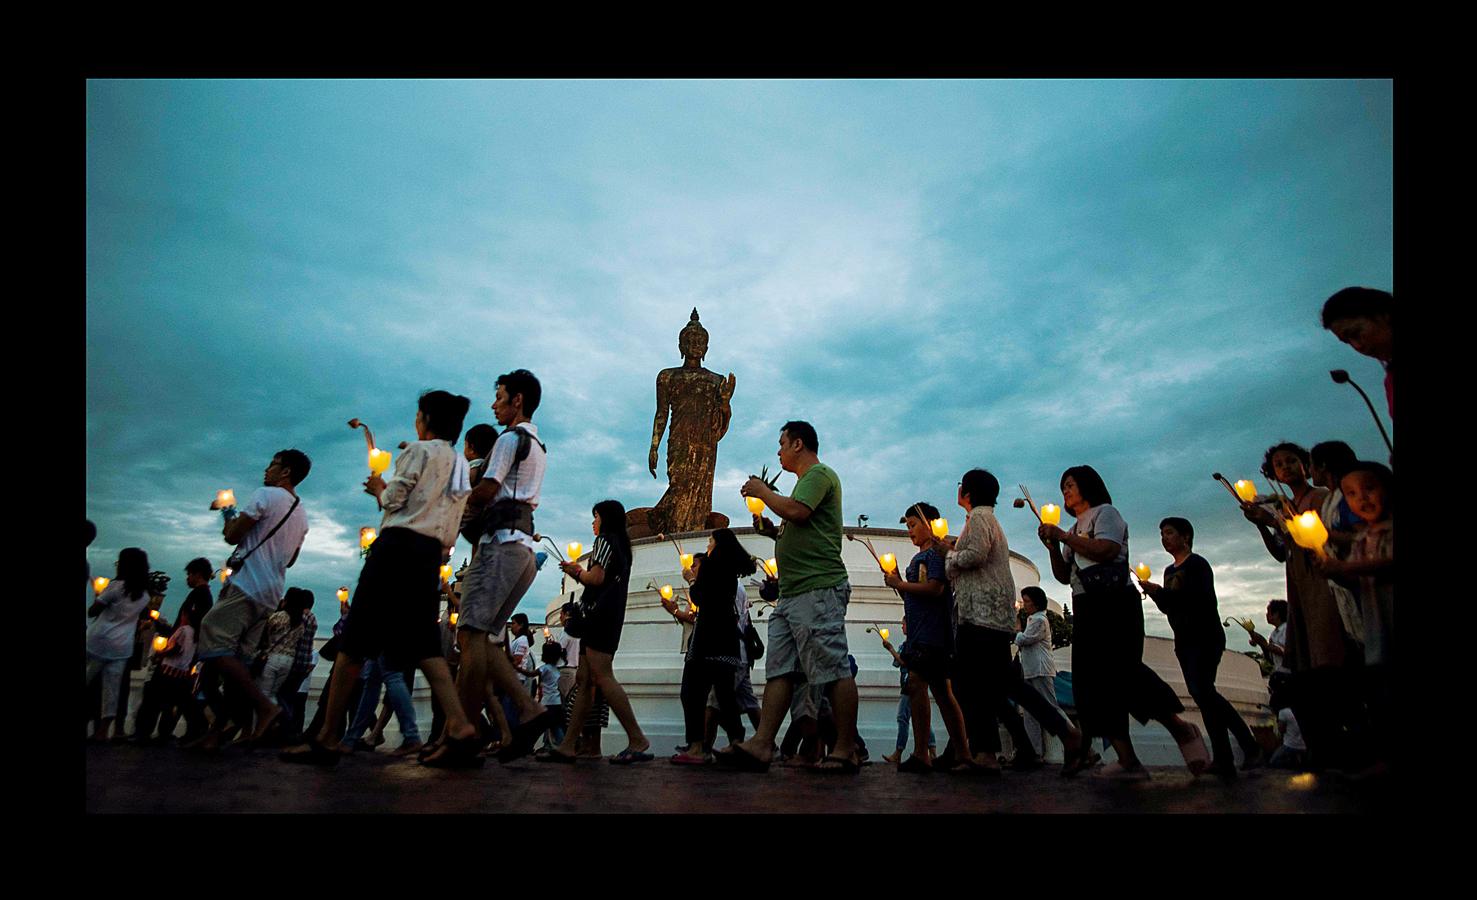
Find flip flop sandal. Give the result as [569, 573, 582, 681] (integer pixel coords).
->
[714, 745, 771, 773]
[609, 748, 655, 765]
[535, 748, 579, 764]
[813, 755, 860, 774]
[897, 755, 934, 774]
[670, 753, 711, 766]
[421, 734, 486, 769]
[279, 741, 340, 767]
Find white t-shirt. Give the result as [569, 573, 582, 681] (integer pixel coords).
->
[1063, 504, 1129, 597]
[1270, 622, 1290, 674]
[228, 486, 309, 610]
[479, 423, 546, 550]
[510, 634, 532, 670]
[557, 632, 580, 668]
[536, 662, 561, 705]
[87, 580, 151, 660]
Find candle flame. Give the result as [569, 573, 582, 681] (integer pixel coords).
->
[93, 577, 110, 595]
[152, 636, 168, 652]
[660, 584, 674, 601]
[1040, 504, 1061, 526]
[879, 552, 897, 574]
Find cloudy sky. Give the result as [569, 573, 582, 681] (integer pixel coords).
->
[86, 79, 1392, 642]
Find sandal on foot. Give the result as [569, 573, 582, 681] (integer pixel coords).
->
[813, 754, 860, 774]
[279, 741, 340, 767]
[609, 747, 655, 765]
[897, 755, 933, 774]
[421, 734, 485, 769]
[670, 752, 711, 766]
[714, 744, 771, 773]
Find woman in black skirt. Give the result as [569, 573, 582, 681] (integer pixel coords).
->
[541, 499, 653, 764]
[1037, 465, 1208, 780]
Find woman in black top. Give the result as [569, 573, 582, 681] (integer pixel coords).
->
[542, 499, 653, 764]
[672, 528, 755, 764]
[1140, 517, 1265, 780]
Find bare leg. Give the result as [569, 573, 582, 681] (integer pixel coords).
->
[585, 649, 647, 753]
[906, 677, 932, 762]
[201, 656, 281, 747]
[554, 658, 592, 756]
[932, 679, 973, 762]
[729, 676, 796, 764]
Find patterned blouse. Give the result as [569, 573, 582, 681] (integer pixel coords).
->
[944, 505, 1017, 633]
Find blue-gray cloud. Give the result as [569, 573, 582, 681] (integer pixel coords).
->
[86, 79, 1392, 641]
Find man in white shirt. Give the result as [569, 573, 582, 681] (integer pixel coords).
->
[446, 369, 557, 765]
[192, 449, 311, 750]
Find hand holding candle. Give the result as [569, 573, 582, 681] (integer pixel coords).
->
[368, 448, 392, 476]
[659, 584, 674, 601]
[212, 489, 237, 510]
[1286, 510, 1330, 557]
[360, 527, 378, 552]
[680, 552, 694, 569]
[337, 587, 349, 605]
[440, 564, 453, 584]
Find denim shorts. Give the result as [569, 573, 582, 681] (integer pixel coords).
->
[765, 580, 851, 686]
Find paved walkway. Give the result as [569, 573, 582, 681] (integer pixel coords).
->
[85, 743, 1391, 813]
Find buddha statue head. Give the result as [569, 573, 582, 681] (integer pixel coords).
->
[678, 308, 709, 363]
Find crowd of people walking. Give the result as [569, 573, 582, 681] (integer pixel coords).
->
[86, 287, 1394, 789]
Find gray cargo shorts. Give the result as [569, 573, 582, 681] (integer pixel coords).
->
[458, 540, 537, 641]
[764, 580, 852, 687]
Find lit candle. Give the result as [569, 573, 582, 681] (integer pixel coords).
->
[219, 568, 232, 583]
[543, 627, 551, 639]
[1134, 563, 1152, 583]
[659, 585, 674, 601]
[1288, 510, 1330, 557]
[152, 635, 168, 652]
[1233, 480, 1257, 503]
[879, 552, 897, 574]
[745, 496, 765, 516]
[680, 552, 694, 570]
[879, 628, 890, 641]
[93, 577, 110, 596]
[931, 518, 949, 539]
[215, 489, 236, 508]
[360, 527, 378, 551]
[567, 542, 583, 561]
[336, 587, 349, 604]
[765, 558, 777, 578]
[1040, 504, 1061, 526]
[440, 563, 453, 583]
[449, 612, 458, 626]
[368, 448, 392, 476]
[149, 609, 161, 620]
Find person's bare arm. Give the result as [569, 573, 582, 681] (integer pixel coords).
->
[223, 513, 260, 545]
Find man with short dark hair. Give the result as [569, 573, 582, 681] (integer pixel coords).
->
[722, 420, 860, 773]
[191, 450, 310, 750]
[1140, 517, 1265, 779]
[447, 370, 557, 764]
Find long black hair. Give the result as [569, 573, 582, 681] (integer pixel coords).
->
[693, 528, 755, 614]
[283, 587, 314, 628]
[592, 499, 631, 568]
[117, 548, 150, 600]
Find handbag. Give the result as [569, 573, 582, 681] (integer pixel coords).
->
[563, 593, 589, 639]
[743, 621, 765, 662]
[227, 493, 302, 573]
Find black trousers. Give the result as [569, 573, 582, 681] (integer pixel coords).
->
[1071, 586, 1181, 742]
[1176, 643, 1256, 764]
[133, 672, 200, 739]
[680, 659, 741, 746]
[954, 623, 1074, 757]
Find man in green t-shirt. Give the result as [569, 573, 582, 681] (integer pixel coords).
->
[718, 420, 859, 774]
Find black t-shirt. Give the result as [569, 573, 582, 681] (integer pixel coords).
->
[1152, 554, 1225, 652]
